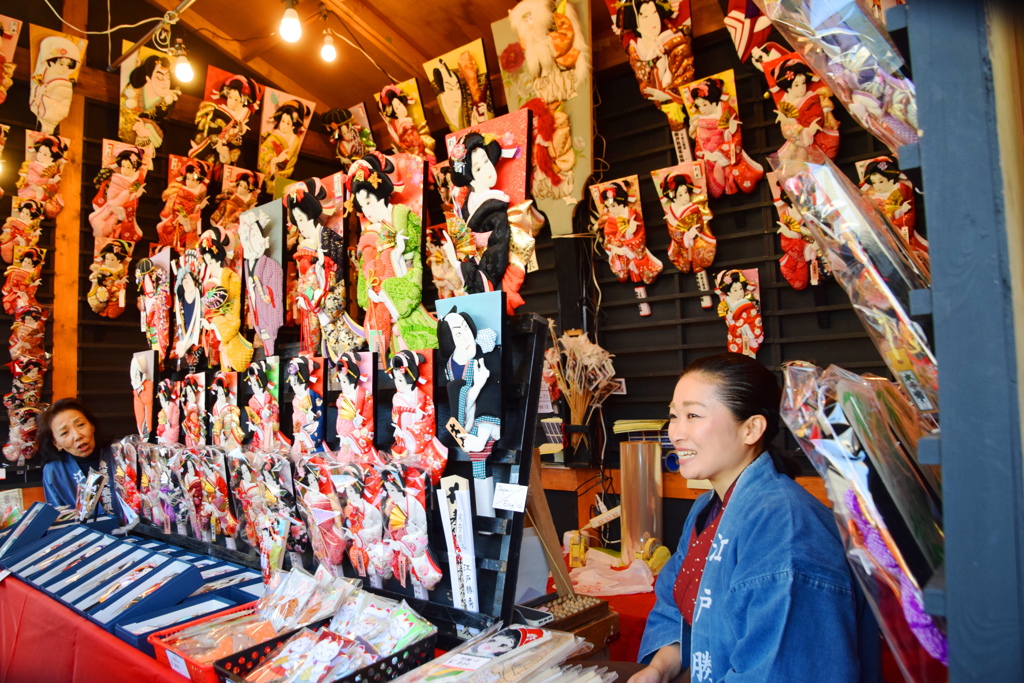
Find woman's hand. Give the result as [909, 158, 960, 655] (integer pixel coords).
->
[628, 666, 671, 683]
[628, 645, 683, 683]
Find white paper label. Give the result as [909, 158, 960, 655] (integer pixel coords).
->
[537, 383, 553, 414]
[0, 469, 6, 480]
[0, 569, 11, 583]
[166, 650, 191, 678]
[492, 483, 529, 512]
[446, 653, 491, 671]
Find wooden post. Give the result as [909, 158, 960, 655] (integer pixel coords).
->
[50, 0, 88, 399]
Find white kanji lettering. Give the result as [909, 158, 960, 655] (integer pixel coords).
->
[695, 588, 712, 622]
[692, 650, 712, 682]
[708, 534, 729, 562]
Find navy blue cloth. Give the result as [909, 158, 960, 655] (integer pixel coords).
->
[41, 445, 118, 519]
[639, 452, 880, 682]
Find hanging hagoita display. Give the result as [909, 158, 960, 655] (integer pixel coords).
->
[321, 103, 376, 171]
[191, 66, 264, 170]
[29, 26, 86, 134]
[715, 267, 764, 358]
[118, 41, 181, 164]
[651, 161, 715, 307]
[17, 131, 69, 219]
[423, 38, 496, 132]
[257, 89, 315, 193]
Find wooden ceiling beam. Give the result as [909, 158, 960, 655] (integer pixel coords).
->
[143, 0, 330, 110]
[320, 0, 431, 81]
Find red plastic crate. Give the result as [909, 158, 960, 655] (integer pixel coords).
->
[148, 602, 259, 683]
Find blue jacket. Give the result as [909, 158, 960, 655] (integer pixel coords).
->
[639, 453, 880, 682]
[41, 446, 116, 516]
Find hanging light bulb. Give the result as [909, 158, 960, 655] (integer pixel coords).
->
[320, 32, 336, 62]
[173, 39, 194, 83]
[280, 0, 302, 43]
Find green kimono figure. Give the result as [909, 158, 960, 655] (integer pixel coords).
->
[348, 153, 438, 358]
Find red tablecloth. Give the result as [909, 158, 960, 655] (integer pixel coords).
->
[0, 576, 183, 683]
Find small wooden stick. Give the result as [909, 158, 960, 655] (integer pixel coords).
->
[526, 450, 577, 598]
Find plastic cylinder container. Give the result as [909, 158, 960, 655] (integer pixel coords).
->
[619, 441, 663, 566]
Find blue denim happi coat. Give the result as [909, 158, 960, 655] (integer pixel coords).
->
[638, 452, 880, 682]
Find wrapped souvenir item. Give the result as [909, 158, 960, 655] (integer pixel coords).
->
[74, 468, 107, 522]
[191, 68, 264, 169]
[781, 362, 947, 680]
[714, 268, 764, 358]
[348, 152, 439, 359]
[136, 248, 174, 366]
[155, 379, 181, 446]
[681, 70, 764, 197]
[0, 16, 22, 105]
[17, 131, 69, 219]
[130, 351, 155, 440]
[335, 462, 386, 580]
[245, 358, 289, 450]
[201, 447, 240, 545]
[770, 148, 936, 412]
[322, 104, 377, 170]
[380, 463, 443, 593]
[88, 141, 146, 248]
[768, 171, 828, 290]
[1, 199, 44, 265]
[118, 44, 181, 162]
[375, 80, 436, 166]
[296, 455, 347, 576]
[112, 438, 143, 516]
[181, 374, 207, 447]
[392, 627, 591, 683]
[258, 90, 315, 192]
[437, 292, 503, 517]
[29, 26, 87, 134]
[856, 155, 927, 270]
[763, 51, 840, 159]
[754, 0, 918, 153]
[651, 161, 715, 308]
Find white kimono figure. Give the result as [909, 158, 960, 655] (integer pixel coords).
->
[30, 36, 82, 134]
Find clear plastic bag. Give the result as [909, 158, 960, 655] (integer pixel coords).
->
[754, 0, 918, 153]
[769, 148, 937, 414]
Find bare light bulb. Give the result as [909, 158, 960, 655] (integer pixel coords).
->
[320, 33, 336, 62]
[280, 7, 302, 43]
[174, 53, 194, 83]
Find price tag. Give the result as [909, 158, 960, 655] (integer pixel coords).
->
[0, 468, 6, 480]
[492, 483, 529, 513]
[446, 653, 491, 671]
[537, 383, 553, 414]
[166, 650, 191, 679]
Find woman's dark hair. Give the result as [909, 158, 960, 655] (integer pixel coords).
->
[773, 59, 815, 93]
[863, 157, 902, 183]
[180, 162, 207, 183]
[681, 353, 800, 478]
[220, 75, 259, 105]
[272, 101, 309, 134]
[389, 350, 423, 384]
[380, 465, 406, 494]
[16, 200, 44, 220]
[100, 240, 129, 261]
[234, 170, 256, 190]
[618, 0, 671, 34]
[349, 154, 396, 213]
[129, 54, 170, 89]
[379, 88, 408, 119]
[115, 148, 144, 170]
[157, 378, 176, 402]
[338, 352, 361, 387]
[19, 248, 44, 266]
[36, 398, 101, 464]
[198, 230, 228, 264]
[451, 132, 501, 190]
[322, 107, 355, 130]
[247, 361, 269, 388]
[285, 178, 327, 227]
[437, 308, 478, 361]
[34, 135, 68, 161]
[661, 173, 697, 200]
[690, 78, 724, 105]
[432, 59, 457, 93]
[288, 356, 315, 385]
[601, 181, 631, 207]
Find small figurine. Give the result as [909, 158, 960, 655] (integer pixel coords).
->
[130, 351, 155, 440]
[181, 373, 207, 448]
[1, 199, 44, 265]
[322, 105, 377, 170]
[210, 372, 245, 450]
[155, 378, 181, 446]
[29, 29, 86, 134]
[245, 358, 289, 451]
[173, 250, 205, 364]
[857, 155, 928, 269]
[284, 179, 328, 356]
[765, 54, 841, 160]
[287, 355, 324, 454]
[87, 238, 134, 318]
[3, 246, 45, 315]
[135, 248, 174, 366]
[239, 207, 284, 356]
[591, 178, 663, 305]
[199, 230, 254, 371]
[157, 156, 211, 252]
[423, 39, 495, 131]
[16, 132, 69, 219]
[88, 142, 146, 247]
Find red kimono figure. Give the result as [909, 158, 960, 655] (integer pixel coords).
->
[191, 72, 262, 168]
[17, 134, 68, 219]
[3, 246, 44, 315]
[339, 463, 385, 578]
[378, 84, 436, 167]
[155, 379, 180, 445]
[684, 74, 763, 197]
[9, 305, 48, 363]
[198, 230, 253, 372]
[135, 253, 173, 365]
[87, 239, 133, 318]
[297, 456, 347, 572]
[388, 350, 448, 485]
[88, 145, 146, 246]
[157, 159, 210, 252]
[1, 200, 43, 264]
[381, 464, 443, 590]
[181, 375, 207, 448]
[245, 360, 288, 451]
[596, 181, 663, 285]
[335, 352, 375, 459]
[766, 56, 840, 160]
[715, 269, 764, 358]
[658, 171, 715, 273]
[285, 180, 328, 356]
[774, 191, 822, 291]
[858, 156, 929, 269]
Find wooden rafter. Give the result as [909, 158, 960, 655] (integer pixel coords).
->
[320, 0, 431, 81]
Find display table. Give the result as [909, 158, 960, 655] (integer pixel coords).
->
[0, 576, 182, 683]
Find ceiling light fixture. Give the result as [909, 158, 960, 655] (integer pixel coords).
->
[280, 0, 302, 43]
[320, 32, 337, 62]
[173, 39, 194, 83]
